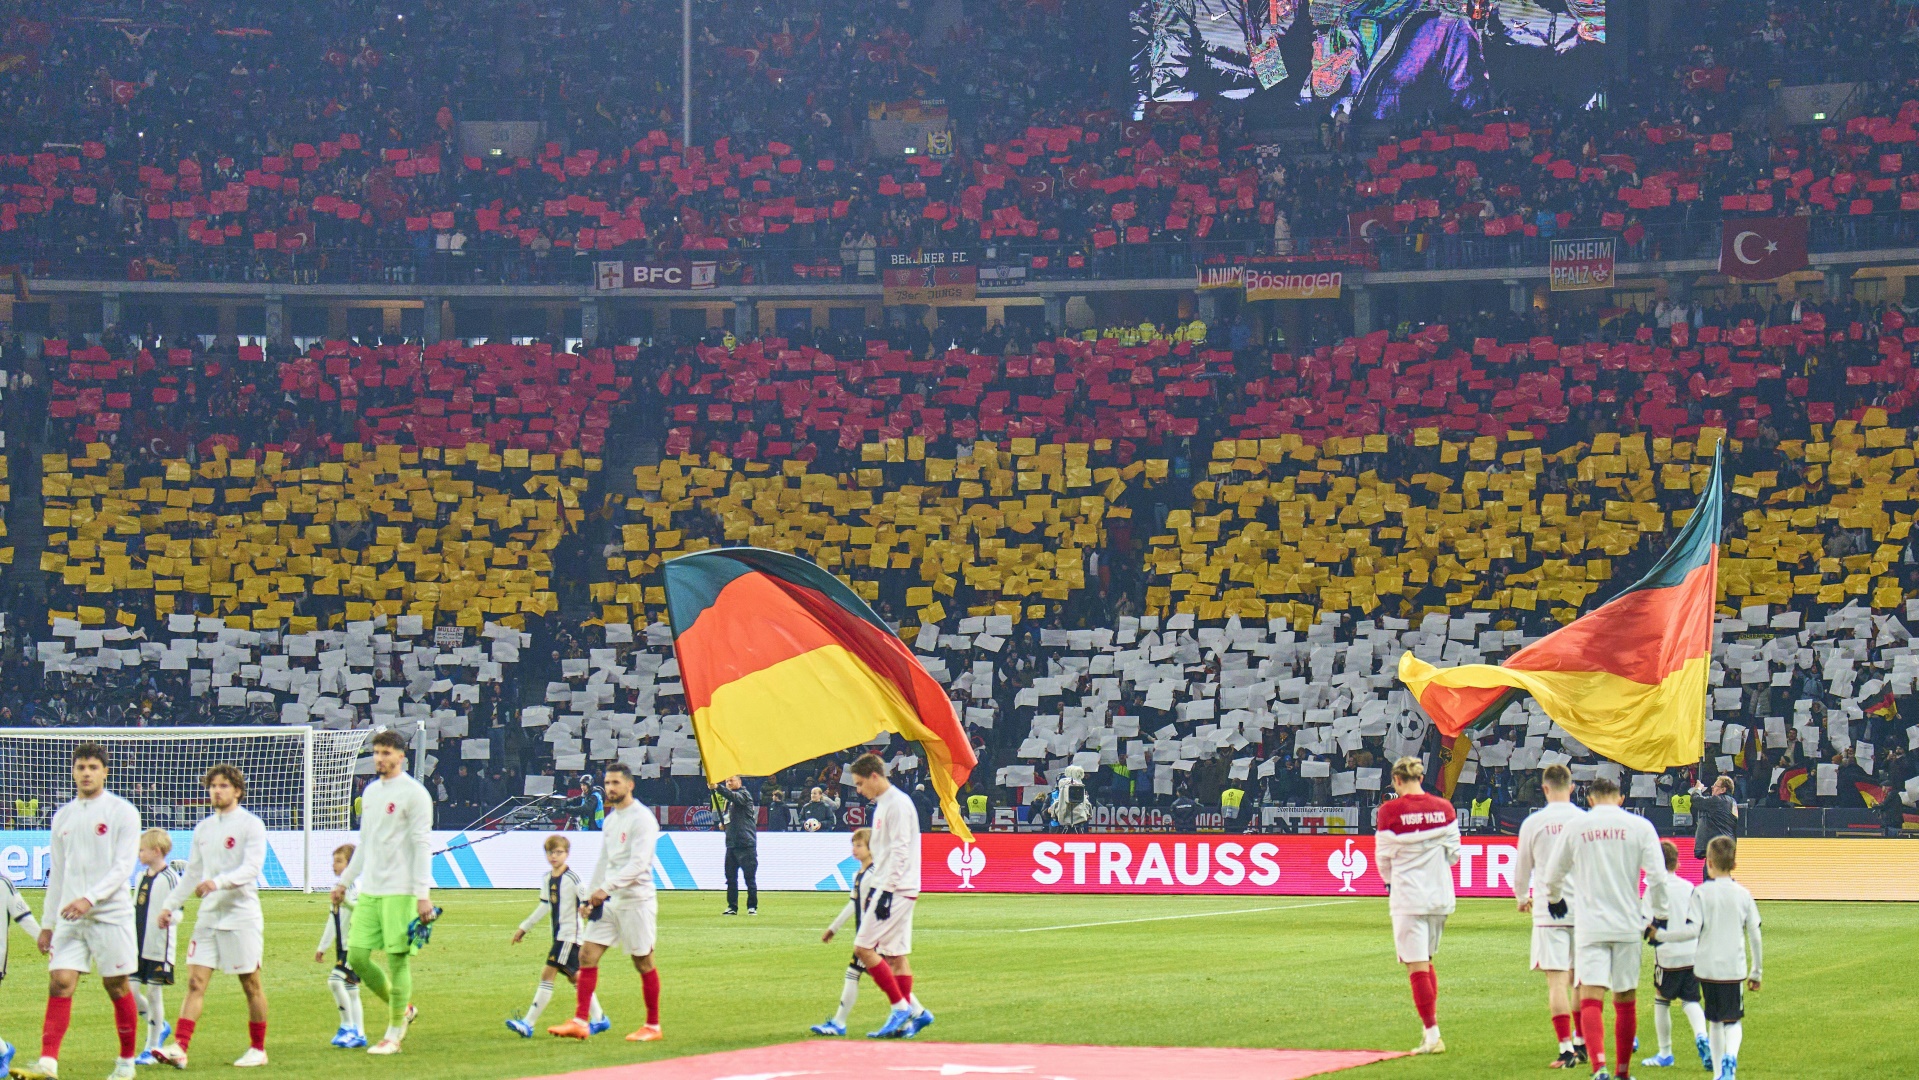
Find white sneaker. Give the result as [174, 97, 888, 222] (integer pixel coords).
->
[152, 1044, 188, 1070]
[231, 1050, 267, 1069]
[31, 1056, 59, 1080]
[1410, 1036, 1447, 1055]
[365, 1041, 401, 1057]
[107, 1060, 136, 1080]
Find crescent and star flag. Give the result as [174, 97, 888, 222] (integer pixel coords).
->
[663, 547, 976, 840]
[1719, 217, 1809, 281]
[1398, 446, 1724, 773]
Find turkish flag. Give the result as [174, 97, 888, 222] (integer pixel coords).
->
[1719, 217, 1808, 280]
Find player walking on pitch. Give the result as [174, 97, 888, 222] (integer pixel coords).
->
[1649, 836, 1762, 1080]
[314, 845, 366, 1048]
[850, 754, 934, 1040]
[331, 729, 436, 1056]
[1514, 762, 1588, 1068]
[547, 763, 662, 1043]
[130, 830, 179, 1064]
[808, 828, 873, 1037]
[1374, 756, 1461, 1056]
[1541, 777, 1671, 1080]
[1640, 841, 1711, 1071]
[31, 742, 144, 1080]
[0, 859, 46, 1073]
[506, 836, 609, 1037]
[152, 765, 270, 1068]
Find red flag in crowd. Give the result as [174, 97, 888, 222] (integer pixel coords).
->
[1718, 217, 1808, 281]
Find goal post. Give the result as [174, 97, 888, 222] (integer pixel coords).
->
[0, 726, 372, 891]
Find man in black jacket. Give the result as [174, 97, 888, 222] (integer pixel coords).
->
[1690, 775, 1739, 861]
[715, 775, 759, 915]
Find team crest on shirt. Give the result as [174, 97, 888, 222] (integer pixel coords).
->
[225, 836, 236, 849]
[386, 803, 396, 814]
[96, 823, 108, 835]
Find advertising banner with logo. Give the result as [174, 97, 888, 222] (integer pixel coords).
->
[4, 831, 1904, 900]
[881, 249, 977, 306]
[594, 259, 718, 291]
[1549, 237, 1616, 292]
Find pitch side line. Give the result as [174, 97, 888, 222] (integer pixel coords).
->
[1017, 898, 1361, 933]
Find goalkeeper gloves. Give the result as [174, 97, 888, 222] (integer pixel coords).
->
[1546, 899, 1569, 920]
[406, 906, 443, 950]
[873, 891, 894, 920]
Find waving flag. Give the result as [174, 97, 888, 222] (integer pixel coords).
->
[663, 547, 975, 840]
[1398, 447, 1723, 772]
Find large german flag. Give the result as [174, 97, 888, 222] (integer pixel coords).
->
[663, 547, 976, 840]
[1397, 448, 1723, 773]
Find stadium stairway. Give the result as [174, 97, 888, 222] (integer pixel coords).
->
[4, 435, 48, 610]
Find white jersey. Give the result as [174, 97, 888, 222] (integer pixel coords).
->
[826, 865, 869, 936]
[589, 801, 660, 904]
[1661, 877, 1763, 982]
[1539, 804, 1669, 945]
[520, 868, 585, 944]
[166, 805, 268, 931]
[1514, 800, 1585, 927]
[1643, 873, 1698, 969]
[317, 882, 358, 964]
[1373, 791, 1461, 916]
[134, 867, 180, 964]
[45, 789, 142, 924]
[0, 876, 44, 979]
[867, 785, 922, 897]
[339, 772, 434, 899]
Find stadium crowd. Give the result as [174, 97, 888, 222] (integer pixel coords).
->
[1, 0, 1918, 837]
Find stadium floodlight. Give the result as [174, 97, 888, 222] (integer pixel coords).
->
[0, 726, 372, 891]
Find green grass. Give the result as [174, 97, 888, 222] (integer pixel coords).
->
[0, 891, 1902, 1079]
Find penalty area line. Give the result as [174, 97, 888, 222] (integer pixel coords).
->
[1017, 898, 1361, 933]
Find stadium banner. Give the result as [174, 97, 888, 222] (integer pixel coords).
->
[2, 832, 1906, 900]
[594, 259, 717, 291]
[1549, 237, 1616, 292]
[1244, 268, 1342, 302]
[882, 249, 977, 306]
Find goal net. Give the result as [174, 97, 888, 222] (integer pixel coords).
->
[0, 727, 372, 890]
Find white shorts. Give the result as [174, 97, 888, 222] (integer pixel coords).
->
[185, 925, 263, 975]
[581, 897, 656, 958]
[49, 918, 137, 977]
[1391, 913, 1446, 964]
[1575, 940, 1643, 993]
[853, 895, 916, 957]
[1530, 925, 1574, 972]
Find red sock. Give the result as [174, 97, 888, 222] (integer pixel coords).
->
[112, 992, 139, 1059]
[573, 967, 599, 1022]
[865, 957, 906, 1006]
[1613, 1000, 1637, 1080]
[1579, 999, 1607, 1073]
[1408, 970, 1437, 1028]
[248, 1021, 267, 1052]
[175, 1017, 196, 1051]
[900, 975, 914, 1003]
[641, 968, 661, 1027]
[41, 995, 72, 1060]
[1552, 1013, 1574, 1043]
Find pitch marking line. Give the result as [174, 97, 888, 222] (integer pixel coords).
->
[1017, 898, 1361, 933]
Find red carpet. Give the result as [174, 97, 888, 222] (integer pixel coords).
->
[526, 1040, 1401, 1080]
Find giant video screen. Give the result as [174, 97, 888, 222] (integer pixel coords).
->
[1132, 0, 1606, 121]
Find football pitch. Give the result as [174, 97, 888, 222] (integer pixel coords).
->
[0, 891, 1905, 1080]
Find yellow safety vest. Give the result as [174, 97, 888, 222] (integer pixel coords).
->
[1471, 798, 1493, 819]
[1671, 794, 1692, 815]
[967, 794, 988, 816]
[1221, 788, 1245, 810]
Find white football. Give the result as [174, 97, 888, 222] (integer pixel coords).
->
[803, 818, 822, 832]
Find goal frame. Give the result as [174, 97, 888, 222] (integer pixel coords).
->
[0, 725, 370, 891]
